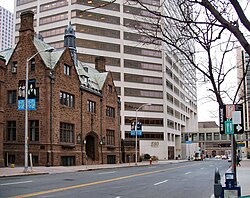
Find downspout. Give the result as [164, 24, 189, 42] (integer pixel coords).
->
[80, 89, 83, 164]
[49, 70, 55, 166]
[118, 97, 121, 163]
[100, 97, 103, 164]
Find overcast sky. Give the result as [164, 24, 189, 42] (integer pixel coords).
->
[0, 0, 14, 12]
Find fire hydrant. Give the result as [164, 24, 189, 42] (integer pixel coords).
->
[150, 158, 152, 165]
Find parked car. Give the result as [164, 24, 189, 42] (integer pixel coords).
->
[228, 156, 232, 162]
[221, 155, 228, 160]
[193, 152, 203, 161]
[215, 155, 221, 159]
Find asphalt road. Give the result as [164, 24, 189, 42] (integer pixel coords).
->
[0, 160, 230, 198]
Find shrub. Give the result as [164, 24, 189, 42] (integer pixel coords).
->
[144, 153, 151, 160]
[152, 156, 158, 161]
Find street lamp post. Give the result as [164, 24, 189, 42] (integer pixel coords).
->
[24, 48, 54, 173]
[135, 103, 151, 165]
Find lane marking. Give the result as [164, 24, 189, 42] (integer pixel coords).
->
[201, 167, 205, 170]
[154, 180, 168, 186]
[11, 163, 199, 198]
[1, 181, 32, 186]
[185, 172, 191, 175]
[148, 166, 157, 169]
[98, 171, 116, 175]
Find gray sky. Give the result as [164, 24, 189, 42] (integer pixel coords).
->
[0, 0, 14, 12]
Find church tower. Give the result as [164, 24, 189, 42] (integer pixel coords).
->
[64, 22, 77, 66]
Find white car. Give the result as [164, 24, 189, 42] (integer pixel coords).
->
[221, 155, 227, 160]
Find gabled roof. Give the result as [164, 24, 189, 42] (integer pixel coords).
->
[0, 48, 14, 64]
[77, 61, 108, 95]
[0, 37, 110, 97]
[33, 37, 64, 69]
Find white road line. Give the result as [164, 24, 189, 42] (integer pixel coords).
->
[185, 172, 191, 175]
[148, 166, 157, 169]
[97, 171, 116, 175]
[201, 167, 205, 170]
[154, 180, 168, 186]
[0, 180, 33, 186]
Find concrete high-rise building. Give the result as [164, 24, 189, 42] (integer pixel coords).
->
[236, 48, 250, 153]
[14, 0, 197, 161]
[0, 6, 14, 51]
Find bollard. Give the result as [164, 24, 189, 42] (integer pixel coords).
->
[214, 168, 222, 198]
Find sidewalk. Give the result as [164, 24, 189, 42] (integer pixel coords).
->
[237, 159, 250, 197]
[0, 160, 185, 177]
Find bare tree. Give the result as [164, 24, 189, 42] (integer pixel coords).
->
[124, 0, 250, 183]
[124, 0, 250, 107]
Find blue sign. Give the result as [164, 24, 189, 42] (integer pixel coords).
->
[130, 122, 142, 136]
[18, 100, 25, 110]
[18, 99, 36, 110]
[186, 140, 192, 144]
[131, 130, 135, 136]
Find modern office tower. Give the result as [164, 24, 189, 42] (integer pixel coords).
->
[14, 0, 197, 161]
[236, 48, 250, 151]
[0, 6, 14, 51]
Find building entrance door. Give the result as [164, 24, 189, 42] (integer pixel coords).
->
[168, 146, 174, 159]
[86, 135, 95, 161]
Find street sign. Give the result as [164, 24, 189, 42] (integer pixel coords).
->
[234, 104, 244, 134]
[236, 142, 245, 147]
[219, 104, 244, 134]
[225, 120, 234, 134]
[219, 105, 226, 134]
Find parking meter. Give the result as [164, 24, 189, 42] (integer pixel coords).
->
[222, 173, 241, 198]
[225, 173, 234, 188]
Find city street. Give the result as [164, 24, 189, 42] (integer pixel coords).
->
[0, 160, 230, 198]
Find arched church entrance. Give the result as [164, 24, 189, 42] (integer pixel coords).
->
[85, 132, 98, 162]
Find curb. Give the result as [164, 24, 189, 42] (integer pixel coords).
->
[0, 172, 49, 178]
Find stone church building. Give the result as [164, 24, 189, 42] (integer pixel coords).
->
[0, 11, 120, 166]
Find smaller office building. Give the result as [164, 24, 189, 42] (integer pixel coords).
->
[182, 121, 248, 159]
[0, 11, 120, 167]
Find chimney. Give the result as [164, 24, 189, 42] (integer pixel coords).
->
[19, 10, 34, 40]
[95, 56, 106, 72]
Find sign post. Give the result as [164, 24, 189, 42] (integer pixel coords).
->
[219, 103, 244, 186]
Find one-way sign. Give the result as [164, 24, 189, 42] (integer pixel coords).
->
[234, 104, 244, 134]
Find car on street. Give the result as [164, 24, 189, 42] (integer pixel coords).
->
[221, 155, 228, 160]
[193, 152, 203, 161]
